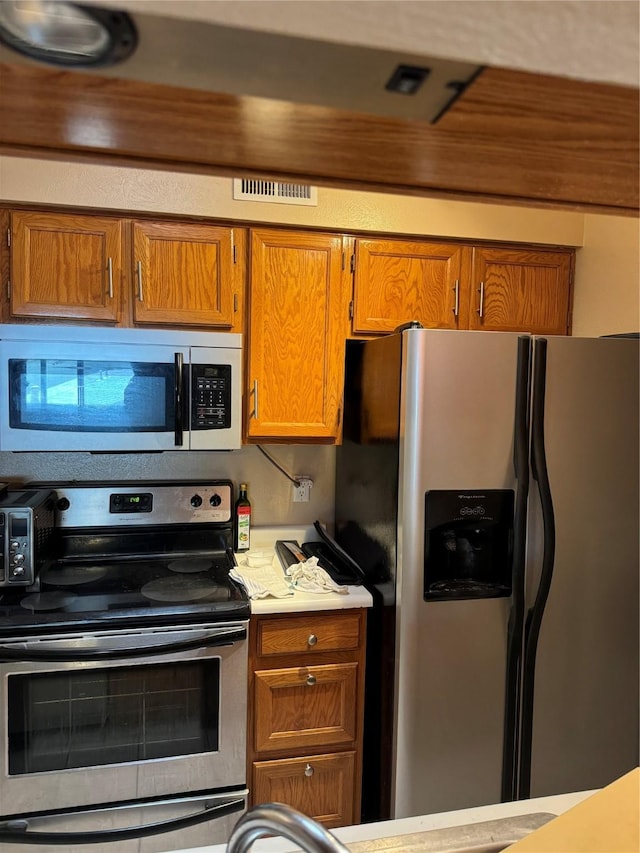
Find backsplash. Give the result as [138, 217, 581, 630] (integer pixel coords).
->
[0, 445, 335, 527]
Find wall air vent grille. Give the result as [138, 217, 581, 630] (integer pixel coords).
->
[233, 178, 318, 206]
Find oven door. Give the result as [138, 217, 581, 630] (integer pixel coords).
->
[0, 623, 248, 817]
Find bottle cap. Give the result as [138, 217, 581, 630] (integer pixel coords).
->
[240, 483, 247, 489]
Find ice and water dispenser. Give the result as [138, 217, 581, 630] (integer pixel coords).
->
[424, 490, 514, 601]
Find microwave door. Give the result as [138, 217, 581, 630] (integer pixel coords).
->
[0, 340, 190, 452]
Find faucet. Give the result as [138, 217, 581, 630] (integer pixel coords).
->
[226, 803, 350, 853]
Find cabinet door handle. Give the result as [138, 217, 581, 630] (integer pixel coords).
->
[304, 763, 314, 777]
[477, 281, 485, 319]
[453, 279, 460, 317]
[252, 380, 259, 420]
[306, 674, 317, 686]
[307, 634, 318, 647]
[136, 260, 144, 301]
[107, 257, 113, 299]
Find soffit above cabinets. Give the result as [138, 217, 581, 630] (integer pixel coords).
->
[0, 8, 637, 214]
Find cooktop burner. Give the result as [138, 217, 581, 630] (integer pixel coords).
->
[0, 553, 249, 633]
[0, 480, 252, 636]
[168, 558, 214, 574]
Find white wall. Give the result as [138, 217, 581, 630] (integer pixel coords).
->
[99, 0, 640, 89]
[573, 215, 640, 336]
[0, 156, 584, 246]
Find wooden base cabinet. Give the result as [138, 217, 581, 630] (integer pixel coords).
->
[253, 753, 356, 829]
[248, 610, 366, 828]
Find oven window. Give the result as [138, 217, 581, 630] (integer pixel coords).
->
[9, 358, 174, 432]
[7, 660, 220, 775]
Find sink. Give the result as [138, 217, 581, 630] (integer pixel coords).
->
[344, 813, 557, 853]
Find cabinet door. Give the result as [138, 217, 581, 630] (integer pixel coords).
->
[467, 246, 573, 334]
[352, 239, 466, 334]
[10, 211, 123, 322]
[248, 229, 345, 441]
[254, 663, 358, 753]
[252, 752, 356, 828]
[132, 221, 238, 328]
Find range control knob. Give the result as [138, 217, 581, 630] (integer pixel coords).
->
[190, 495, 203, 508]
[210, 493, 222, 507]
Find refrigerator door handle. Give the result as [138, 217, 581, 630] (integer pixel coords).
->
[501, 335, 531, 802]
[518, 337, 557, 799]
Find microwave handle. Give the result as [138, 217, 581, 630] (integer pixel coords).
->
[0, 795, 245, 845]
[174, 351, 184, 446]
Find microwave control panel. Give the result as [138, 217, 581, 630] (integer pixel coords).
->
[191, 364, 232, 430]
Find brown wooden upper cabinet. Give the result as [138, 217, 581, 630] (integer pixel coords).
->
[7, 210, 244, 332]
[351, 238, 466, 334]
[350, 237, 574, 336]
[9, 210, 124, 323]
[466, 246, 573, 335]
[247, 228, 347, 442]
[132, 221, 238, 328]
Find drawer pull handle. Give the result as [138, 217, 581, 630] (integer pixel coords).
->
[304, 763, 314, 778]
[307, 634, 318, 647]
[306, 674, 316, 686]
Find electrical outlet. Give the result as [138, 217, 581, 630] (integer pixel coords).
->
[292, 477, 313, 502]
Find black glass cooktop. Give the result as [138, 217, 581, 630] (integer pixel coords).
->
[0, 553, 250, 635]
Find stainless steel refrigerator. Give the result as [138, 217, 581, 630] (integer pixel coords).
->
[335, 329, 639, 822]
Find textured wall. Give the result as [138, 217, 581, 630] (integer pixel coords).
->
[97, 0, 639, 88]
[0, 445, 335, 528]
[572, 215, 640, 337]
[0, 157, 585, 247]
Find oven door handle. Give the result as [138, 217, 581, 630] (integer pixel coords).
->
[0, 795, 245, 845]
[0, 625, 247, 662]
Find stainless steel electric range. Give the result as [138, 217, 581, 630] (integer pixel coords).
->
[0, 480, 250, 853]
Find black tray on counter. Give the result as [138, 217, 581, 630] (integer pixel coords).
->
[275, 522, 365, 586]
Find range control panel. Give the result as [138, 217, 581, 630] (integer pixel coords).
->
[54, 481, 234, 527]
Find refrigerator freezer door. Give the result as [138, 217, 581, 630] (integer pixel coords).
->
[526, 336, 639, 797]
[393, 329, 523, 818]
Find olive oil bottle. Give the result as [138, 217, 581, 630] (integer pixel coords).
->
[234, 483, 251, 552]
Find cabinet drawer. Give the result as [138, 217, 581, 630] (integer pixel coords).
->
[256, 612, 361, 657]
[252, 752, 356, 828]
[254, 663, 358, 753]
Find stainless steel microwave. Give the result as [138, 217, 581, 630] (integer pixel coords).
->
[0, 325, 242, 452]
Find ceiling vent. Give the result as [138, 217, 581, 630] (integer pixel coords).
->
[233, 178, 318, 206]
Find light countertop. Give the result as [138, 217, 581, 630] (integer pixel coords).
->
[236, 525, 373, 615]
[167, 789, 597, 853]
